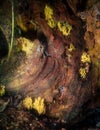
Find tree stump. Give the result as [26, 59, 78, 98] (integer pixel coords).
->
[0, 0, 100, 122]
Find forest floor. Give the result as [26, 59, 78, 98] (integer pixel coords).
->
[0, 91, 100, 130]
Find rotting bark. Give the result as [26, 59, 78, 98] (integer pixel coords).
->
[0, 0, 100, 123]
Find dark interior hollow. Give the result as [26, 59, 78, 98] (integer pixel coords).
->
[0, 28, 8, 59]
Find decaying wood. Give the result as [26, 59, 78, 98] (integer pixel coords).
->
[0, 0, 100, 122]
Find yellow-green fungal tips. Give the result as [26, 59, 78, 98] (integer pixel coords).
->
[44, 5, 56, 28]
[23, 96, 33, 109]
[68, 43, 75, 52]
[79, 52, 91, 79]
[57, 21, 72, 36]
[79, 67, 87, 79]
[0, 85, 5, 96]
[81, 52, 91, 63]
[44, 5, 53, 20]
[23, 96, 46, 115]
[47, 19, 56, 28]
[33, 97, 46, 115]
[44, 5, 72, 34]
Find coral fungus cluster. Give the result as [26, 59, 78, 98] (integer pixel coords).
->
[44, 5, 56, 28]
[23, 96, 46, 115]
[81, 52, 91, 63]
[79, 52, 91, 79]
[57, 21, 72, 36]
[44, 5, 72, 36]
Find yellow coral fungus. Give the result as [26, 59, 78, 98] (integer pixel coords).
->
[57, 21, 72, 36]
[79, 67, 87, 79]
[17, 37, 35, 55]
[44, 5, 56, 28]
[68, 43, 75, 52]
[44, 5, 53, 20]
[33, 97, 45, 115]
[23, 96, 33, 109]
[44, 5, 72, 32]
[47, 19, 56, 28]
[81, 52, 91, 63]
[0, 85, 5, 96]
